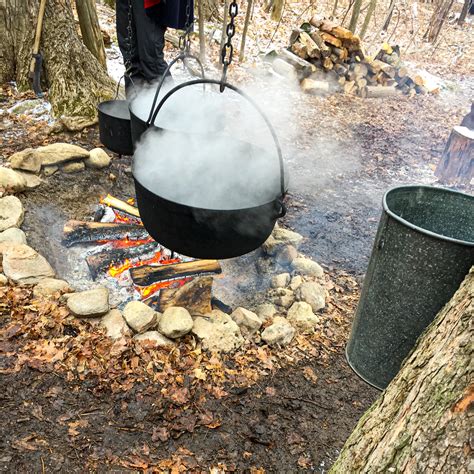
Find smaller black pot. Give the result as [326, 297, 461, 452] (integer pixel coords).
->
[98, 99, 133, 156]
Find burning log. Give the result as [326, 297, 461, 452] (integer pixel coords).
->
[155, 276, 214, 315]
[63, 220, 149, 247]
[131, 259, 222, 287]
[100, 194, 140, 218]
[435, 126, 474, 186]
[86, 242, 160, 279]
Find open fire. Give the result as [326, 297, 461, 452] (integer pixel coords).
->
[62, 194, 221, 307]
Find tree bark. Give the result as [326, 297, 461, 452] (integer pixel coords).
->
[424, 0, 454, 42]
[435, 126, 474, 185]
[0, 0, 115, 126]
[330, 267, 474, 473]
[457, 0, 470, 25]
[75, 0, 107, 68]
[360, 0, 378, 38]
[348, 0, 363, 32]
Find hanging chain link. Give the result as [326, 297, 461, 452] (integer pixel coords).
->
[220, 0, 238, 92]
[124, 0, 134, 77]
[179, 0, 193, 54]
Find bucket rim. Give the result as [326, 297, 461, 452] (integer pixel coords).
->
[383, 185, 474, 247]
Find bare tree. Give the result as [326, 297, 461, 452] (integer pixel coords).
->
[0, 0, 115, 128]
[458, 0, 471, 25]
[424, 0, 455, 42]
[75, 0, 107, 68]
[239, 0, 254, 61]
[360, 0, 378, 38]
[348, 0, 363, 32]
[197, 0, 206, 61]
[330, 268, 473, 473]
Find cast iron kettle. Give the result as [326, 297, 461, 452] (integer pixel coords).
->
[132, 78, 288, 260]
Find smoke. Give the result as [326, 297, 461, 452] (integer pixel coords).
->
[132, 76, 295, 212]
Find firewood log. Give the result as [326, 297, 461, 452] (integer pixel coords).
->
[310, 31, 331, 57]
[299, 31, 321, 58]
[357, 78, 368, 88]
[301, 78, 330, 94]
[358, 86, 368, 98]
[344, 80, 356, 94]
[278, 49, 314, 76]
[353, 63, 368, 78]
[334, 63, 348, 76]
[321, 32, 342, 48]
[272, 58, 298, 79]
[289, 28, 302, 45]
[366, 85, 399, 98]
[323, 57, 334, 70]
[291, 42, 309, 59]
[332, 47, 349, 60]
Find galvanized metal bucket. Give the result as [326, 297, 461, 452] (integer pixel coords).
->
[346, 185, 474, 390]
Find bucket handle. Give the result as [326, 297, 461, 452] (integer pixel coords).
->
[114, 75, 136, 100]
[149, 78, 286, 199]
[145, 53, 205, 127]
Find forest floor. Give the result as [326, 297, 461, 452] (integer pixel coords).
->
[1, 2, 473, 472]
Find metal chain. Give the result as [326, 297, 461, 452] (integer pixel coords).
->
[124, 0, 134, 77]
[220, 0, 238, 92]
[179, 0, 193, 54]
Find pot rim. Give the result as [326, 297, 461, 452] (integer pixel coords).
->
[383, 185, 474, 247]
[133, 174, 285, 213]
[98, 99, 131, 120]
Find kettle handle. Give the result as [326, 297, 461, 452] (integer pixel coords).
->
[145, 54, 205, 126]
[149, 78, 286, 199]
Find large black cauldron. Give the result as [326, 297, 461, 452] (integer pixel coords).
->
[98, 77, 133, 155]
[133, 79, 287, 259]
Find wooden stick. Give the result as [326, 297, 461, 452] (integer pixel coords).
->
[101, 194, 140, 218]
[63, 220, 149, 247]
[131, 260, 222, 287]
[86, 242, 160, 280]
[29, 0, 47, 75]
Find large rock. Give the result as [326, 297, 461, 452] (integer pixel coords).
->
[261, 317, 295, 346]
[192, 310, 244, 353]
[272, 228, 304, 248]
[15, 171, 42, 189]
[269, 287, 295, 308]
[33, 143, 89, 166]
[101, 309, 132, 339]
[296, 281, 326, 312]
[2, 244, 55, 284]
[9, 149, 42, 174]
[291, 257, 324, 278]
[0, 274, 7, 286]
[33, 278, 70, 297]
[123, 300, 158, 333]
[0, 196, 24, 232]
[0, 167, 27, 192]
[287, 301, 319, 333]
[289, 275, 303, 291]
[62, 161, 85, 173]
[0, 227, 27, 245]
[43, 165, 58, 176]
[231, 307, 262, 336]
[158, 306, 193, 338]
[275, 244, 298, 266]
[134, 331, 175, 349]
[256, 303, 277, 322]
[271, 273, 290, 289]
[67, 287, 109, 318]
[85, 148, 111, 169]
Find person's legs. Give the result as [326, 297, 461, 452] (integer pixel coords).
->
[131, 0, 170, 83]
[116, 0, 142, 91]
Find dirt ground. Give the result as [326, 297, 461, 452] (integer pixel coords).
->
[1, 3, 473, 470]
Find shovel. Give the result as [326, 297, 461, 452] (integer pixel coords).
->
[29, 0, 47, 98]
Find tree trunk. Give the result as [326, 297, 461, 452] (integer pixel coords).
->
[0, 0, 115, 127]
[360, 0, 378, 38]
[458, 0, 470, 25]
[435, 126, 474, 185]
[382, 0, 396, 31]
[197, 0, 206, 62]
[424, 0, 454, 42]
[270, 0, 284, 22]
[75, 0, 107, 68]
[202, 0, 220, 21]
[220, 0, 230, 55]
[239, 0, 253, 61]
[348, 0, 363, 32]
[330, 267, 474, 473]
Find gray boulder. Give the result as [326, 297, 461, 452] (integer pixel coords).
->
[287, 301, 319, 332]
[0, 228, 27, 245]
[291, 257, 324, 278]
[9, 149, 42, 174]
[296, 281, 326, 312]
[231, 307, 262, 336]
[85, 148, 111, 169]
[0, 167, 27, 192]
[134, 331, 175, 349]
[33, 278, 70, 297]
[261, 317, 295, 346]
[123, 300, 158, 333]
[158, 306, 193, 338]
[101, 309, 132, 339]
[67, 287, 109, 318]
[270, 272, 291, 289]
[0, 196, 24, 232]
[256, 303, 277, 322]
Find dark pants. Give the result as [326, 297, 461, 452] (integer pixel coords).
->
[116, 0, 169, 90]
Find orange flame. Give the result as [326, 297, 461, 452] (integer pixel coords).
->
[108, 252, 163, 277]
[137, 277, 192, 299]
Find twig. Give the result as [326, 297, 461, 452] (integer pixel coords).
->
[279, 394, 331, 410]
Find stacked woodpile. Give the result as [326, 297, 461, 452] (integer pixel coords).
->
[287, 16, 426, 98]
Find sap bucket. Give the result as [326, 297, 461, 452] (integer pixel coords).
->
[346, 185, 474, 390]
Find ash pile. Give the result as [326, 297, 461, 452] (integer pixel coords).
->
[271, 16, 428, 98]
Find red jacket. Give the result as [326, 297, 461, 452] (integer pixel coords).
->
[144, 0, 160, 8]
